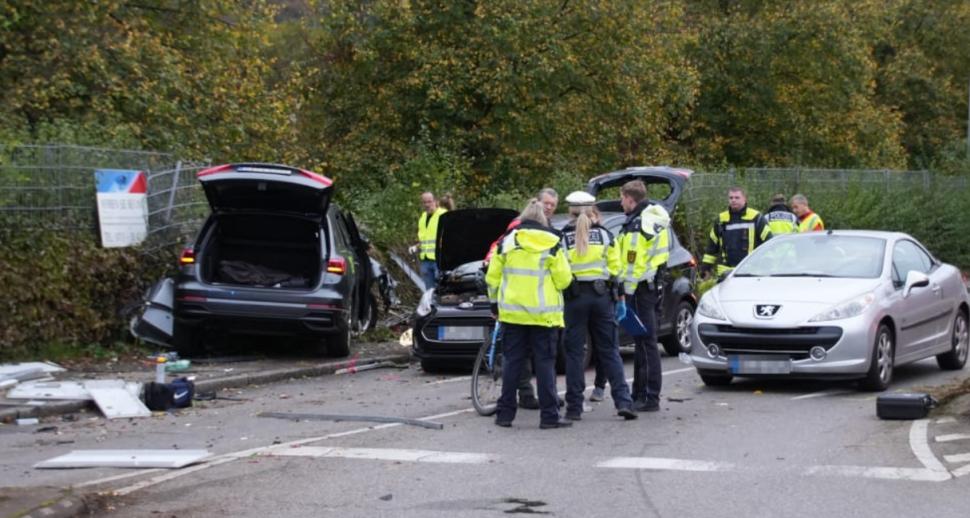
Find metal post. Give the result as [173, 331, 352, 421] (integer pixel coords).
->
[163, 160, 182, 224]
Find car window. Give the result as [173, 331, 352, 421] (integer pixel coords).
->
[734, 235, 885, 278]
[892, 240, 932, 283]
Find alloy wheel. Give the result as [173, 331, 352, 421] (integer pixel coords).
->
[877, 330, 894, 384]
[677, 308, 693, 352]
[954, 313, 969, 364]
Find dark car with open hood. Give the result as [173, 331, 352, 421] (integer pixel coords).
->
[131, 163, 389, 357]
[412, 166, 698, 373]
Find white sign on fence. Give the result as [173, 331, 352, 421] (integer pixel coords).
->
[95, 169, 149, 248]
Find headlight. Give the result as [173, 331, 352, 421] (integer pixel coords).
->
[808, 292, 875, 322]
[697, 294, 726, 320]
[415, 289, 435, 317]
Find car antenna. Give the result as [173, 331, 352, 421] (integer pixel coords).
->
[827, 229, 833, 235]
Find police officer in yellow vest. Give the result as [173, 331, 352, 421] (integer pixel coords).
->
[791, 193, 825, 232]
[560, 191, 637, 421]
[486, 199, 573, 429]
[617, 181, 671, 412]
[701, 187, 772, 278]
[414, 191, 447, 290]
[764, 193, 798, 236]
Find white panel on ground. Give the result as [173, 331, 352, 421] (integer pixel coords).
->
[0, 362, 66, 375]
[35, 450, 211, 469]
[84, 381, 150, 419]
[6, 381, 92, 400]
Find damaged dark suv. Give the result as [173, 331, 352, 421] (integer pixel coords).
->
[132, 163, 382, 357]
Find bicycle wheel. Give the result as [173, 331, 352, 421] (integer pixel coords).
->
[471, 326, 502, 416]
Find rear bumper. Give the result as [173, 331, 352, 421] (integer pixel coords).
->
[175, 293, 349, 336]
[411, 306, 493, 361]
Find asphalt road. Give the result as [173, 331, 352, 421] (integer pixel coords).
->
[2, 350, 969, 518]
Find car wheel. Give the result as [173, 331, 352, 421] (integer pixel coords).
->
[697, 369, 733, 387]
[172, 323, 204, 357]
[326, 325, 352, 358]
[937, 310, 969, 370]
[661, 300, 694, 356]
[363, 293, 379, 333]
[860, 323, 894, 391]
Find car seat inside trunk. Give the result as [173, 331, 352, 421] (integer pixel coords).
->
[200, 214, 322, 288]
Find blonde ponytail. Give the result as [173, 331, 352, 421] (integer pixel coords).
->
[574, 211, 591, 256]
[518, 198, 548, 227]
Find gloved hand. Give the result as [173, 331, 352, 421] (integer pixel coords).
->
[489, 302, 499, 318]
[614, 300, 627, 321]
[408, 245, 419, 255]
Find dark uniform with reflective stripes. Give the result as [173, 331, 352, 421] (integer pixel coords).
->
[701, 206, 772, 277]
[561, 222, 634, 418]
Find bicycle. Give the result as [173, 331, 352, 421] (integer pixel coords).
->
[471, 323, 503, 416]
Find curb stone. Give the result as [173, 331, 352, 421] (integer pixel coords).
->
[16, 494, 89, 518]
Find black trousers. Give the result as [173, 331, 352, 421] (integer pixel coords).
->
[630, 283, 661, 403]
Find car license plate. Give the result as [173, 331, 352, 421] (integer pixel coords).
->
[728, 355, 792, 375]
[438, 326, 485, 341]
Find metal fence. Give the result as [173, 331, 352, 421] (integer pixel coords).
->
[0, 144, 209, 251]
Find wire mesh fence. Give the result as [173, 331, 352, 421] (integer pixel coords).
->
[0, 144, 209, 252]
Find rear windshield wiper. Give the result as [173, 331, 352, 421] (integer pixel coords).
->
[768, 273, 835, 278]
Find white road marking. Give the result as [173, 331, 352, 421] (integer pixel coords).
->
[909, 419, 951, 481]
[791, 389, 852, 401]
[952, 464, 970, 478]
[936, 417, 958, 425]
[102, 365, 689, 496]
[597, 457, 732, 472]
[426, 376, 471, 385]
[263, 446, 494, 464]
[73, 468, 165, 488]
[943, 453, 970, 464]
[935, 433, 970, 443]
[804, 465, 951, 482]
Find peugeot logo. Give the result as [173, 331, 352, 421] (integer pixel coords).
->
[755, 304, 781, 318]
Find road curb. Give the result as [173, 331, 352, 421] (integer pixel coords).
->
[0, 352, 411, 423]
[17, 493, 89, 518]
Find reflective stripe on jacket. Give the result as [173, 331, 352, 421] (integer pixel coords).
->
[417, 207, 447, 260]
[798, 211, 824, 233]
[485, 222, 572, 327]
[561, 223, 620, 281]
[702, 207, 771, 275]
[617, 202, 670, 296]
[765, 204, 798, 236]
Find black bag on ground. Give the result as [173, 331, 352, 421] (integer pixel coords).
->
[144, 377, 195, 411]
[876, 392, 937, 420]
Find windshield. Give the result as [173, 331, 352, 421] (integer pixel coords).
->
[734, 235, 886, 279]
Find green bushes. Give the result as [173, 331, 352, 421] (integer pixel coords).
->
[0, 230, 174, 360]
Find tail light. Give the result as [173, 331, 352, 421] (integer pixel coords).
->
[327, 257, 347, 274]
[179, 247, 196, 265]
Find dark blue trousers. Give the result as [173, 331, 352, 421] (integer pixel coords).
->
[631, 283, 661, 403]
[496, 324, 560, 425]
[564, 285, 633, 415]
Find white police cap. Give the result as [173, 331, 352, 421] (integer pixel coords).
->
[565, 191, 596, 207]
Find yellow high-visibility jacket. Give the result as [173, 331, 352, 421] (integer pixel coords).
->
[486, 222, 572, 327]
[417, 207, 447, 261]
[617, 202, 670, 296]
[798, 211, 825, 232]
[561, 222, 620, 281]
[765, 204, 798, 236]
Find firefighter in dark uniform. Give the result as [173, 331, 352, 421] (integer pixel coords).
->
[617, 181, 671, 412]
[764, 193, 798, 236]
[701, 187, 772, 279]
[560, 191, 637, 421]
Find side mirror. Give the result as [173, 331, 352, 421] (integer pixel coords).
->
[903, 270, 930, 298]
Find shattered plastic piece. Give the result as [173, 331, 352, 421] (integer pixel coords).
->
[16, 418, 39, 426]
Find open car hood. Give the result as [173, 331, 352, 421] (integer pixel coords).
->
[436, 208, 518, 272]
[585, 166, 692, 214]
[198, 163, 333, 217]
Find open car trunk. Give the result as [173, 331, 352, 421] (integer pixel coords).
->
[199, 214, 322, 289]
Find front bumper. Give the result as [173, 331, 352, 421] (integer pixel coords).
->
[688, 313, 874, 378]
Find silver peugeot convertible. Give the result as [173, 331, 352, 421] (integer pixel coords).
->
[689, 230, 969, 390]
